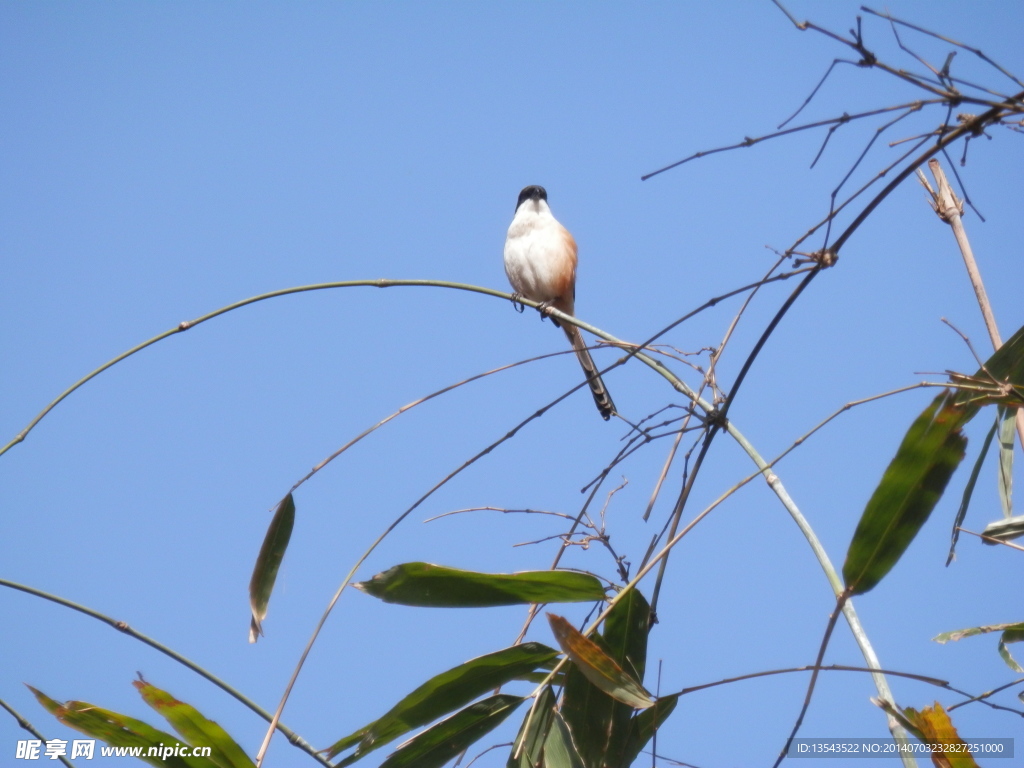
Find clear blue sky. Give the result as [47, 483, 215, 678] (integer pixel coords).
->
[2, 2, 1022, 766]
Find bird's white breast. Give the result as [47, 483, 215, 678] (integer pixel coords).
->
[503, 202, 565, 303]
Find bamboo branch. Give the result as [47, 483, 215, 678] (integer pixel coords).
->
[917, 159, 1024, 449]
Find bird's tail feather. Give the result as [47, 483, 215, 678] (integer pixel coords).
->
[563, 325, 615, 420]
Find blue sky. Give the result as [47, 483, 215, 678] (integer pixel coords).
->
[2, 2, 1023, 766]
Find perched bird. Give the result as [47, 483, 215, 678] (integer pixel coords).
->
[503, 185, 615, 420]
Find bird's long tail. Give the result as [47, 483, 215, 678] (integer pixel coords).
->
[562, 324, 615, 420]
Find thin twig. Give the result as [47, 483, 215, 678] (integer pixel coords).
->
[643, 102, 938, 181]
[423, 506, 576, 524]
[831, 91, 1024, 255]
[651, 262, 815, 613]
[0, 280, 533, 458]
[769, 382, 943, 467]
[821, 105, 923, 246]
[947, 676, 1024, 713]
[285, 348, 583, 499]
[957, 527, 1024, 553]
[643, 430, 684, 523]
[724, 420, 916, 762]
[254, 351, 620, 764]
[672, 662, 949, 698]
[861, 7, 1024, 90]
[0, 578, 329, 766]
[773, 592, 851, 768]
[0, 696, 76, 768]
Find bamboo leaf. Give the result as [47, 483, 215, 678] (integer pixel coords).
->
[997, 407, 1015, 519]
[600, 588, 652, 766]
[843, 391, 969, 596]
[946, 417, 998, 565]
[937, 622, 1024, 647]
[900, 703, 979, 768]
[558, 591, 655, 768]
[548, 614, 653, 710]
[377, 694, 524, 768]
[326, 643, 558, 765]
[560, 650, 613, 768]
[933, 622, 1024, 644]
[28, 686, 218, 768]
[248, 494, 295, 643]
[933, 622, 1024, 672]
[506, 686, 556, 768]
[602, 588, 650, 685]
[620, 694, 679, 768]
[956, 322, 1024, 408]
[517, 673, 567, 687]
[998, 626, 1024, 673]
[353, 563, 605, 607]
[542, 712, 586, 768]
[134, 681, 255, 768]
[980, 514, 1024, 543]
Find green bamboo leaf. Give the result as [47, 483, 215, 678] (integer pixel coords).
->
[28, 686, 218, 768]
[378, 694, 524, 768]
[506, 686, 557, 768]
[558, 591, 653, 768]
[934, 623, 1024, 673]
[997, 642, 1023, 672]
[135, 681, 255, 768]
[514, 659, 562, 686]
[353, 562, 605, 607]
[248, 494, 295, 643]
[560, 650, 612, 768]
[548, 614, 653, 710]
[600, 588, 651, 766]
[946, 417, 998, 565]
[542, 712, 586, 768]
[517, 672, 566, 686]
[326, 642, 558, 765]
[620, 693, 679, 768]
[998, 626, 1024, 673]
[843, 391, 969, 596]
[997, 407, 1015, 518]
[934, 622, 1024, 644]
[602, 588, 650, 684]
[956, 322, 1024, 408]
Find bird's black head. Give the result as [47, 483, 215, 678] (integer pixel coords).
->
[515, 185, 547, 211]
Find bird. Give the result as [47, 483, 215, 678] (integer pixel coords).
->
[503, 185, 616, 420]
